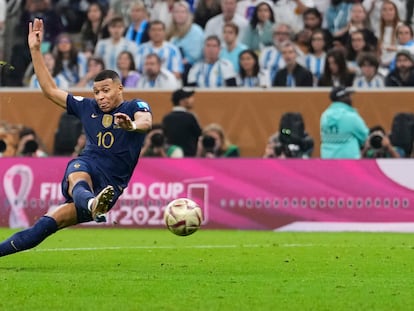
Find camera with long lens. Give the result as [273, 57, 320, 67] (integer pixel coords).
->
[369, 131, 384, 149]
[0, 139, 7, 153]
[202, 135, 216, 153]
[277, 128, 314, 158]
[21, 140, 39, 156]
[150, 132, 165, 148]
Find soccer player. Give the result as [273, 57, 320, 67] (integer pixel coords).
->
[0, 18, 152, 257]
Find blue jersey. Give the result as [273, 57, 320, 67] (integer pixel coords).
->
[66, 94, 151, 189]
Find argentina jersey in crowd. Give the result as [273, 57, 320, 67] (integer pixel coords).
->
[66, 94, 151, 188]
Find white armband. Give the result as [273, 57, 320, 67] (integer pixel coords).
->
[129, 121, 137, 131]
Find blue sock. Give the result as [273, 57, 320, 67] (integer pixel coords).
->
[72, 181, 94, 211]
[0, 216, 58, 257]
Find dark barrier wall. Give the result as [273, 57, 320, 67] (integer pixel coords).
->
[1, 89, 414, 157]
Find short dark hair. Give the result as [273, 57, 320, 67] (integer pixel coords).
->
[94, 70, 121, 82]
[357, 52, 379, 69]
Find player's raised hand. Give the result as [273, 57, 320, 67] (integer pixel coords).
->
[114, 112, 136, 131]
[28, 18, 43, 51]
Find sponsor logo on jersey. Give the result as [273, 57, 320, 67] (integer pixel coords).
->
[91, 113, 98, 118]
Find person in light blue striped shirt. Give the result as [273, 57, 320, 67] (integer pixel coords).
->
[187, 35, 237, 87]
[29, 52, 70, 90]
[136, 20, 184, 80]
[352, 52, 385, 88]
[304, 29, 327, 86]
[259, 23, 293, 81]
[94, 16, 139, 71]
[53, 33, 88, 86]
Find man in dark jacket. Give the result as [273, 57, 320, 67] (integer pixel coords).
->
[272, 41, 313, 87]
[385, 50, 414, 87]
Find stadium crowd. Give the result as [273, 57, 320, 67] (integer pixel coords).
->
[1, 0, 414, 158]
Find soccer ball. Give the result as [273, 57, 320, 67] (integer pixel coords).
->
[164, 198, 203, 236]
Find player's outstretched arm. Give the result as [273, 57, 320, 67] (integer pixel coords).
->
[28, 18, 68, 109]
[114, 111, 152, 133]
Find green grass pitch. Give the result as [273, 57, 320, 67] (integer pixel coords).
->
[0, 228, 413, 311]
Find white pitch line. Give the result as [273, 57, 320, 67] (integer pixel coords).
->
[33, 244, 271, 252]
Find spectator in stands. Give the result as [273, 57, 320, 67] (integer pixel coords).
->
[237, 49, 271, 87]
[318, 49, 355, 86]
[80, 2, 109, 55]
[150, 0, 176, 31]
[259, 23, 293, 82]
[387, 23, 414, 71]
[197, 123, 240, 157]
[361, 125, 401, 158]
[385, 49, 414, 86]
[187, 35, 237, 87]
[16, 127, 48, 157]
[273, 0, 315, 34]
[363, 0, 406, 39]
[76, 56, 106, 88]
[168, 0, 204, 85]
[325, 0, 353, 35]
[273, 41, 313, 87]
[193, 0, 222, 29]
[220, 22, 248, 72]
[28, 52, 70, 90]
[94, 15, 138, 71]
[304, 29, 328, 85]
[53, 33, 88, 86]
[137, 53, 179, 89]
[8, 0, 63, 86]
[346, 30, 376, 74]
[117, 51, 140, 88]
[242, 1, 275, 52]
[124, 1, 150, 47]
[136, 20, 184, 80]
[334, 3, 378, 50]
[204, 0, 248, 44]
[162, 88, 202, 157]
[141, 124, 184, 158]
[353, 52, 385, 88]
[302, 7, 333, 50]
[320, 86, 369, 159]
[377, 0, 403, 73]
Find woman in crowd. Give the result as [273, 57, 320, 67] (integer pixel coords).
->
[237, 49, 271, 87]
[346, 30, 376, 74]
[377, 0, 403, 71]
[53, 33, 88, 86]
[168, 0, 204, 85]
[80, 2, 109, 55]
[197, 123, 240, 158]
[116, 51, 141, 88]
[318, 49, 355, 87]
[28, 52, 70, 90]
[242, 1, 275, 53]
[334, 3, 377, 49]
[304, 29, 328, 85]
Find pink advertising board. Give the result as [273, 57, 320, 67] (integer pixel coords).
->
[0, 158, 413, 231]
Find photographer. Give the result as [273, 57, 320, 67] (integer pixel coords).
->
[362, 126, 401, 158]
[264, 112, 314, 159]
[141, 125, 184, 158]
[197, 123, 240, 158]
[16, 127, 47, 157]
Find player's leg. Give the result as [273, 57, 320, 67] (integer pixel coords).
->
[68, 171, 115, 222]
[0, 203, 77, 257]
